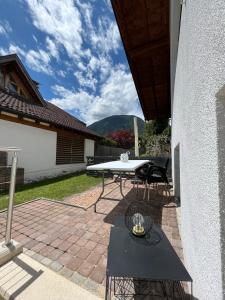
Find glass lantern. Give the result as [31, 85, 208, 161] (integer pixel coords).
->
[125, 201, 153, 237]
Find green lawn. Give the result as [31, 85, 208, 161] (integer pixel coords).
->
[0, 172, 102, 210]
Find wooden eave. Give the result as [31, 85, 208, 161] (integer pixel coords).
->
[111, 0, 171, 120]
[0, 54, 46, 107]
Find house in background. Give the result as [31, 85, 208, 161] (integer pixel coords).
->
[112, 0, 225, 299]
[0, 54, 99, 182]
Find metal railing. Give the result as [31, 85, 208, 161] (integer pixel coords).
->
[0, 147, 21, 246]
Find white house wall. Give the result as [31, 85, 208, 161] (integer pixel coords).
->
[0, 119, 89, 182]
[172, 1, 225, 299]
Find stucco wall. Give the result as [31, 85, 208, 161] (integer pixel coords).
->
[0, 119, 86, 182]
[172, 1, 225, 299]
[84, 139, 95, 162]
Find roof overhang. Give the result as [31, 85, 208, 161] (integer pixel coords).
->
[0, 54, 47, 107]
[111, 0, 170, 120]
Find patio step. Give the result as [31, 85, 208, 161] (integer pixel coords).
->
[0, 253, 101, 300]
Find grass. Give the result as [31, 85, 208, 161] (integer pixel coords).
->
[0, 172, 102, 210]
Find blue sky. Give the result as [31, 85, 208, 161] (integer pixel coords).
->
[0, 0, 143, 125]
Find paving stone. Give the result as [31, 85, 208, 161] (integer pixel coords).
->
[50, 238, 62, 248]
[59, 267, 73, 279]
[41, 257, 52, 266]
[86, 252, 101, 265]
[57, 240, 73, 251]
[32, 253, 44, 262]
[85, 240, 97, 251]
[47, 248, 63, 260]
[39, 245, 54, 257]
[77, 248, 91, 260]
[36, 233, 49, 242]
[71, 272, 87, 286]
[83, 278, 99, 294]
[32, 242, 46, 253]
[25, 239, 39, 250]
[76, 237, 88, 247]
[90, 265, 106, 284]
[67, 244, 80, 256]
[95, 244, 107, 255]
[58, 253, 73, 266]
[78, 261, 95, 277]
[83, 231, 94, 240]
[23, 249, 35, 257]
[66, 256, 82, 271]
[49, 261, 63, 272]
[67, 235, 79, 243]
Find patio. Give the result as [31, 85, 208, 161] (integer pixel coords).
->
[0, 180, 183, 298]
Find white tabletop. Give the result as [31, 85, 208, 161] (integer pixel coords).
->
[86, 160, 149, 172]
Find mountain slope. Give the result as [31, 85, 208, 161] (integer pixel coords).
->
[88, 115, 144, 136]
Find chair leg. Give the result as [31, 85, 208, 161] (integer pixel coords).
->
[135, 182, 138, 195]
[143, 181, 147, 200]
[166, 183, 171, 198]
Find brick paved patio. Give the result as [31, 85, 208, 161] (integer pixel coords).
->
[0, 181, 183, 298]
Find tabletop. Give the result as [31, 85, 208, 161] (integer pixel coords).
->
[86, 160, 149, 172]
[107, 225, 192, 282]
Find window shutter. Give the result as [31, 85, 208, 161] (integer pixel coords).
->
[56, 131, 84, 165]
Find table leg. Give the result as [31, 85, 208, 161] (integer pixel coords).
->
[172, 281, 175, 299]
[94, 171, 105, 213]
[119, 171, 125, 199]
[105, 275, 109, 300]
[190, 282, 193, 300]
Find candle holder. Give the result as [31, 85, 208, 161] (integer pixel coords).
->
[125, 201, 153, 237]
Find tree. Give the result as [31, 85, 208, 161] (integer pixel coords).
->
[99, 137, 118, 147]
[107, 130, 134, 149]
[141, 118, 171, 156]
[145, 135, 170, 156]
[143, 119, 169, 139]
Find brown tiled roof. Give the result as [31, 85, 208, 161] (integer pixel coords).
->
[0, 88, 100, 138]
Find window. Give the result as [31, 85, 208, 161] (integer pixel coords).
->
[0, 70, 4, 87]
[20, 90, 25, 97]
[56, 131, 84, 165]
[8, 82, 18, 93]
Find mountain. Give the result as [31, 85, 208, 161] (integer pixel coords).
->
[88, 115, 145, 136]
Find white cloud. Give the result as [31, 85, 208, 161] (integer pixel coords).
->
[0, 48, 8, 55]
[0, 20, 12, 36]
[74, 70, 97, 91]
[46, 37, 59, 60]
[58, 70, 66, 78]
[91, 17, 121, 55]
[77, 1, 120, 56]
[8, 44, 26, 57]
[26, 49, 53, 75]
[32, 35, 38, 43]
[0, 43, 53, 75]
[24, 0, 83, 59]
[50, 65, 143, 124]
[23, 0, 122, 89]
[0, 44, 26, 57]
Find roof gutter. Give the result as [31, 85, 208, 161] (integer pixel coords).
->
[0, 106, 100, 139]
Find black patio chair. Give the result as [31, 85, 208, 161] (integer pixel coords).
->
[144, 159, 170, 201]
[131, 162, 153, 196]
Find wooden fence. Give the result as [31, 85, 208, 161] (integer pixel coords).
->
[95, 144, 135, 156]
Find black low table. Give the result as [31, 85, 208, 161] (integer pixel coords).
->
[106, 219, 192, 299]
